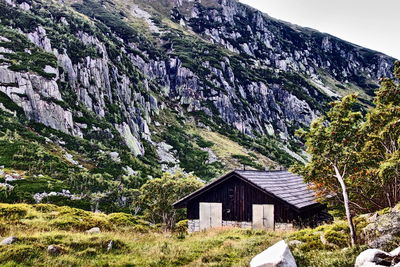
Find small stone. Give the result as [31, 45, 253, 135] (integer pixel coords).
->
[47, 245, 62, 255]
[0, 236, 18, 245]
[107, 240, 113, 252]
[86, 227, 101, 234]
[109, 152, 121, 162]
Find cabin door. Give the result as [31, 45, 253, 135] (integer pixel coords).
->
[199, 202, 222, 230]
[252, 204, 274, 230]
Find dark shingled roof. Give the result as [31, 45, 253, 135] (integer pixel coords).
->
[173, 170, 319, 210]
[235, 170, 318, 209]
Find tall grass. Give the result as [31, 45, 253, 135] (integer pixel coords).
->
[0, 203, 368, 266]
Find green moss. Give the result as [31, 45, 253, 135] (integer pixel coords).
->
[377, 207, 391, 215]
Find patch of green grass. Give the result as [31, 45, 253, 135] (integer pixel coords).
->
[292, 245, 367, 267]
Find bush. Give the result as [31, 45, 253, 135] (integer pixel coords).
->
[175, 220, 188, 238]
[132, 224, 151, 233]
[324, 229, 348, 248]
[49, 207, 111, 231]
[108, 213, 137, 227]
[0, 204, 29, 220]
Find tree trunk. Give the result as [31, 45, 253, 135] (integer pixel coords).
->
[334, 166, 357, 247]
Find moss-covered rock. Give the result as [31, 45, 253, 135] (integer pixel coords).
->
[362, 210, 400, 251]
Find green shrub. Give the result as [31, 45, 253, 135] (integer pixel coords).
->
[175, 219, 188, 238]
[324, 229, 348, 248]
[0, 204, 29, 220]
[33, 203, 62, 213]
[42, 195, 92, 211]
[289, 229, 325, 252]
[49, 207, 111, 231]
[232, 154, 264, 170]
[108, 212, 137, 226]
[132, 224, 151, 233]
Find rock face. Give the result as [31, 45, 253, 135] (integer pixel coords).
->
[0, 0, 396, 169]
[250, 240, 297, 267]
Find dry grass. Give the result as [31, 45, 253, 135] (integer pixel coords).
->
[0, 203, 368, 267]
[0, 204, 282, 266]
[194, 129, 276, 170]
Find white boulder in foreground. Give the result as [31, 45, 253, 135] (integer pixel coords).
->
[250, 240, 297, 267]
[355, 249, 394, 267]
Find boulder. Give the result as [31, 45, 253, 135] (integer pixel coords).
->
[0, 236, 18, 245]
[391, 247, 400, 256]
[250, 240, 297, 267]
[355, 249, 393, 267]
[47, 245, 63, 255]
[86, 227, 101, 234]
[362, 211, 400, 250]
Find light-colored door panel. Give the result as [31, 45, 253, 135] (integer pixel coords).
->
[252, 204, 274, 230]
[263, 204, 274, 230]
[210, 203, 222, 228]
[199, 202, 222, 230]
[252, 205, 264, 229]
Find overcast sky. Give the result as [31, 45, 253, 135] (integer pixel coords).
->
[239, 0, 400, 59]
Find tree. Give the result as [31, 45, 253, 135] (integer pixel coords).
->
[138, 171, 204, 229]
[359, 61, 400, 208]
[293, 94, 364, 246]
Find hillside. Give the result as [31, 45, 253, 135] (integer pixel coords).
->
[0, 0, 396, 211]
[0, 203, 381, 266]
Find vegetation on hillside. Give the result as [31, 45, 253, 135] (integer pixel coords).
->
[139, 171, 203, 228]
[0, 203, 378, 267]
[293, 62, 400, 245]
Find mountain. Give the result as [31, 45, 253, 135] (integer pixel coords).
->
[0, 0, 395, 189]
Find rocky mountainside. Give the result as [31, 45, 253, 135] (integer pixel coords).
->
[0, 0, 396, 185]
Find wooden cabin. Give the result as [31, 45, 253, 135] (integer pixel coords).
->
[173, 170, 330, 232]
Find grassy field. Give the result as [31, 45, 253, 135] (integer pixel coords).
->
[0, 203, 366, 267]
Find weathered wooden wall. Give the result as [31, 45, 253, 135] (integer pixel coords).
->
[186, 175, 306, 223]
